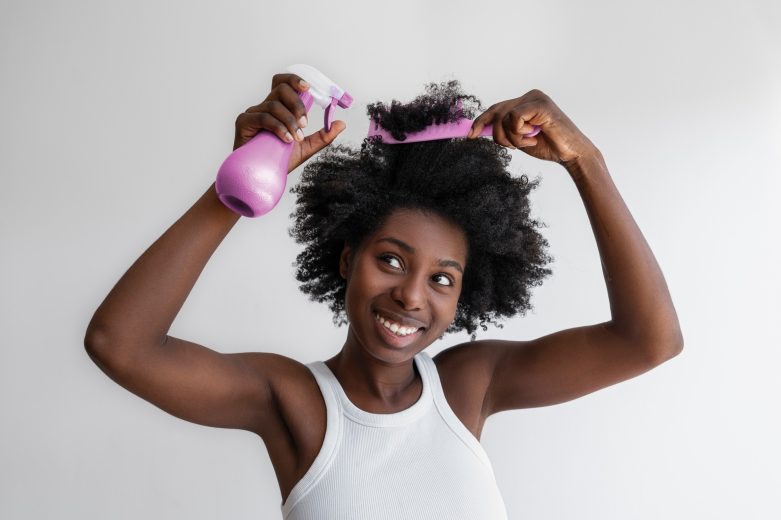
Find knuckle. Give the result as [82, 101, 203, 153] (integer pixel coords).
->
[235, 112, 246, 125]
[282, 113, 298, 128]
[262, 115, 286, 135]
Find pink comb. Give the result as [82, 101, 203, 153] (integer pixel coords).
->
[367, 117, 541, 144]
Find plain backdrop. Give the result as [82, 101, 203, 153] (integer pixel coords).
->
[2, 0, 779, 518]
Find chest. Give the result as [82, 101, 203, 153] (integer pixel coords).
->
[270, 356, 491, 506]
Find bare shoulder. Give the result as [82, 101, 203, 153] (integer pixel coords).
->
[243, 352, 327, 450]
[432, 340, 505, 426]
[242, 352, 325, 423]
[433, 339, 503, 378]
[236, 352, 328, 501]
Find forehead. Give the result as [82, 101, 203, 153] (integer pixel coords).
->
[365, 208, 468, 262]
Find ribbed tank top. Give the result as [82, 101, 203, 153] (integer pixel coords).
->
[281, 350, 508, 520]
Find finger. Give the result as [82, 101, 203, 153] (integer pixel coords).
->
[236, 105, 296, 144]
[503, 111, 531, 148]
[271, 73, 310, 93]
[243, 77, 308, 116]
[467, 107, 496, 139]
[251, 83, 308, 141]
[290, 120, 348, 170]
[263, 96, 307, 142]
[494, 112, 517, 149]
[506, 109, 538, 136]
[512, 97, 550, 129]
[277, 82, 309, 133]
[306, 120, 347, 151]
[516, 136, 538, 148]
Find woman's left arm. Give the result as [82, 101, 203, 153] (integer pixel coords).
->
[460, 90, 683, 414]
[560, 150, 684, 349]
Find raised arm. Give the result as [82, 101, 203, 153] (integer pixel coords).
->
[458, 90, 683, 414]
[84, 73, 346, 433]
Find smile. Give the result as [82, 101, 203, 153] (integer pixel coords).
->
[374, 313, 422, 337]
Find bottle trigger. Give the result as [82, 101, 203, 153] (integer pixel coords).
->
[324, 97, 338, 132]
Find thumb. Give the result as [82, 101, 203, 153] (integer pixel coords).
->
[306, 120, 347, 154]
[287, 120, 347, 173]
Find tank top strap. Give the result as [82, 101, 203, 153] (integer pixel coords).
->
[313, 355, 433, 427]
[280, 362, 343, 517]
[415, 351, 496, 472]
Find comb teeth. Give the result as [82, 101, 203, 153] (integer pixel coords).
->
[367, 119, 474, 144]
[367, 118, 540, 144]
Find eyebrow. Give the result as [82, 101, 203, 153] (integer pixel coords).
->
[376, 237, 464, 274]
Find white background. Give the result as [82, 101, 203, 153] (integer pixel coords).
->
[2, 0, 779, 518]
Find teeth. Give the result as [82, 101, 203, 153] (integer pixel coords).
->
[375, 313, 420, 337]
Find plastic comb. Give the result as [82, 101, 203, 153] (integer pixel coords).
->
[367, 117, 541, 144]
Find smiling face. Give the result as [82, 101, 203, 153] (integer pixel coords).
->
[339, 208, 468, 362]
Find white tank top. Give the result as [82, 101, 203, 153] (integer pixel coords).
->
[281, 350, 509, 519]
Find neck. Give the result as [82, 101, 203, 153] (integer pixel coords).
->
[325, 326, 421, 405]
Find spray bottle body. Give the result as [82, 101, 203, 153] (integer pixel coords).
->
[215, 64, 351, 218]
[215, 91, 313, 218]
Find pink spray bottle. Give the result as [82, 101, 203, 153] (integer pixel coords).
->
[215, 64, 353, 217]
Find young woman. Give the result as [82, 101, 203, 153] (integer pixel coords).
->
[85, 72, 683, 519]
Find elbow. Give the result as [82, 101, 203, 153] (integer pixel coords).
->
[84, 320, 112, 356]
[84, 322, 162, 375]
[84, 326, 113, 370]
[609, 319, 684, 364]
[84, 324, 104, 355]
[646, 328, 684, 365]
[83, 324, 131, 375]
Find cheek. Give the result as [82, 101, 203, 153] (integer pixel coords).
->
[430, 291, 460, 322]
[343, 265, 381, 313]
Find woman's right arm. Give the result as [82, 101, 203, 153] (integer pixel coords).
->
[83, 73, 346, 436]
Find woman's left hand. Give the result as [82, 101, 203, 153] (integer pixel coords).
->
[467, 89, 597, 167]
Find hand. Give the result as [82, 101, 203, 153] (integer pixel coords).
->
[233, 73, 347, 173]
[467, 89, 596, 166]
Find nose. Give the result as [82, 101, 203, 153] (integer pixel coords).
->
[391, 273, 426, 311]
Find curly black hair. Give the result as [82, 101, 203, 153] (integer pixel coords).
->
[289, 80, 553, 339]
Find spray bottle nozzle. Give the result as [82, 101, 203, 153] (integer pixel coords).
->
[324, 92, 354, 131]
[336, 92, 353, 108]
[285, 64, 352, 132]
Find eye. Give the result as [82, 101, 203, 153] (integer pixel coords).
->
[379, 254, 402, 269]
[432, 273, 454, 287]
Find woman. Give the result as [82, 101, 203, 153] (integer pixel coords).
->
[84, 72, 683, 519]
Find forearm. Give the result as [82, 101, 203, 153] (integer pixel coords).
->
[85, 182, 240, 349]
[565, 151, 683, 350]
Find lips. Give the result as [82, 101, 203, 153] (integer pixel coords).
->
[371, 308, 427, 348]
[373, 308, 427, 331]
[375, 313, 421, 336]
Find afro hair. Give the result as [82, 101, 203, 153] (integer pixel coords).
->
[289, 79, 553, 339]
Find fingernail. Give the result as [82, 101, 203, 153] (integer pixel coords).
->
[299, 80, 309, 89]
[284, 132, 293, 142]
[296, 128, 304, 141]
[299, 116, 307, 128]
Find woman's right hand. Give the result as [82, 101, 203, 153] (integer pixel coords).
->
[233, 73, 347, 173]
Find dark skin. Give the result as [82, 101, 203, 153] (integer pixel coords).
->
[84, 73, 683, 505]
[325, 209, 468, 411]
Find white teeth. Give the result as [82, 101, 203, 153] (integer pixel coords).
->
[375, 313, 420, 337]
